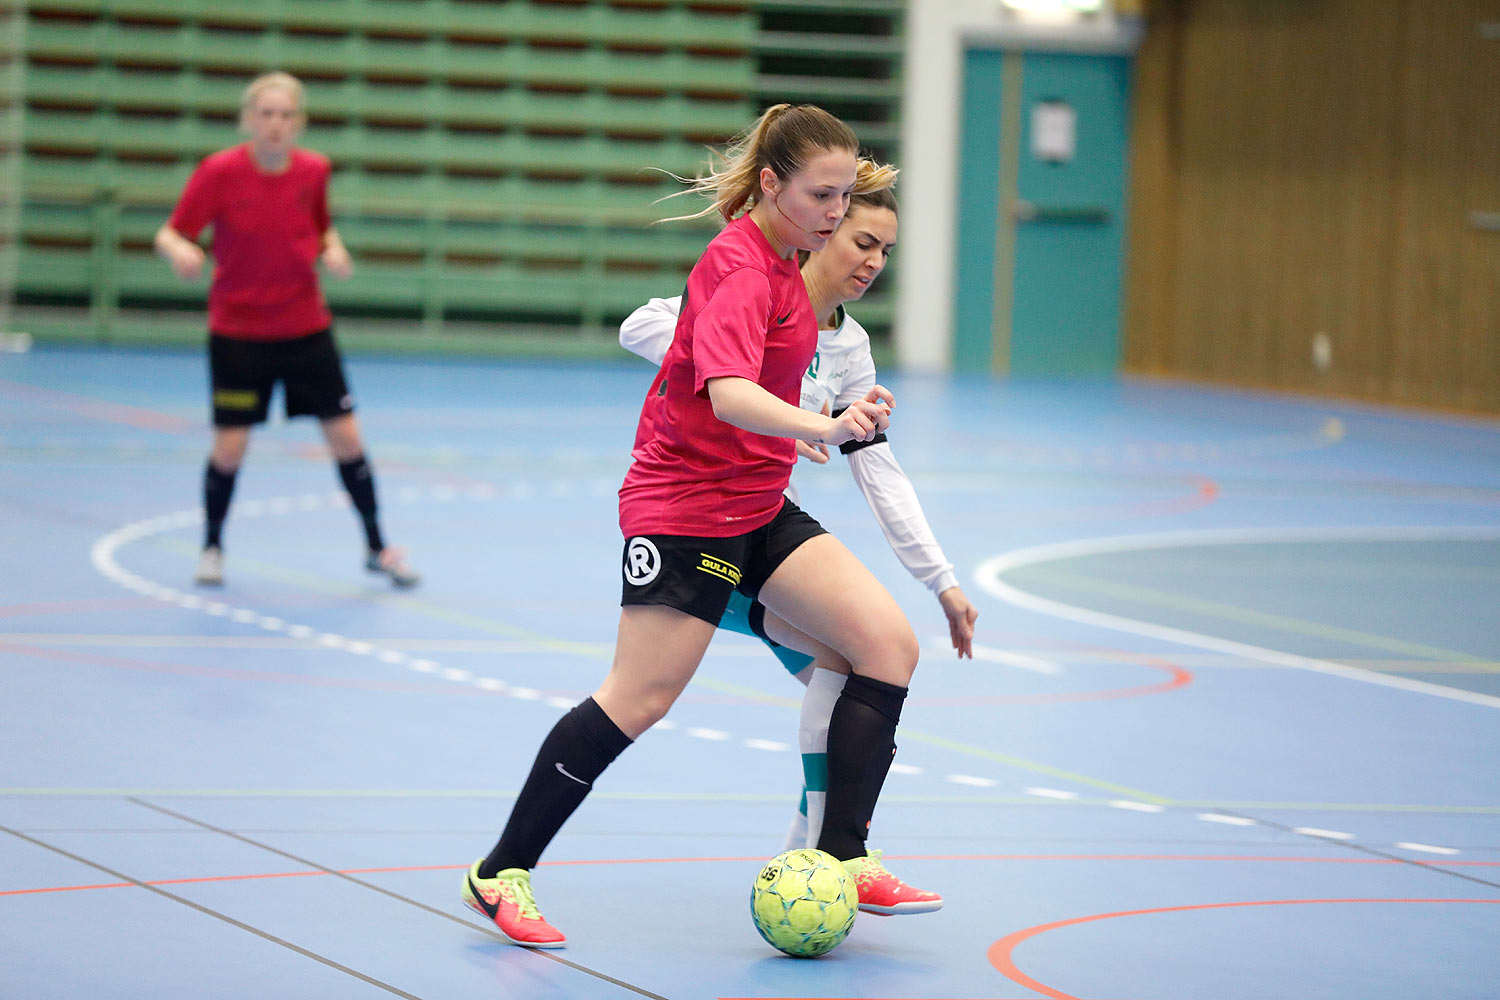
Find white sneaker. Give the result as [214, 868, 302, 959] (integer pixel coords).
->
[366, 547, 420, 588]
[194, 546, 224, 586]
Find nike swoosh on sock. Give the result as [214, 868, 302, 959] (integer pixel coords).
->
[554, 762, 591, 786]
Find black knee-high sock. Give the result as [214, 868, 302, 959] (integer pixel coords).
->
[203, 461, 238, 549]
[817, 673, 907, 862]
[336, 455, 384, 552]
[479, 697, 633, 876]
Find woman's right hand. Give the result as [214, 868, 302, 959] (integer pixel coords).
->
[820, 385, 893, 447]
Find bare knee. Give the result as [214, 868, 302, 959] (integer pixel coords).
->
[853, 617, 919, 687]
[210, 428, 250, 471]
[762, 610, 852, 673]
[321, 414, 364, 462]
[594, 681, 675, 740]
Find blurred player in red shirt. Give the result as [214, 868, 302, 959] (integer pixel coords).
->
[155, 72, 417, 589]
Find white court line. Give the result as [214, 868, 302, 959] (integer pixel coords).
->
[80, 493, 829, 778]
[1110, 800, 1165, 813]
[1395, 842, 1461, 855]
[1026, 787, 1078, 800]
[1294, 827, 1355, 840]
[1198, 813, 1258, 826]
[81, 493, 1471, 858]
[974, 525, 1500, 710]
[947, 774, 998, 788]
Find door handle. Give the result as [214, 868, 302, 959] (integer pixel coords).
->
[1013, 199, 1111, 224]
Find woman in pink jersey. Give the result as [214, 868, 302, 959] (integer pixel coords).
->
[620, 177, 980, 863]
[154, 72, 417, 589]
[462, 104, 940, 949]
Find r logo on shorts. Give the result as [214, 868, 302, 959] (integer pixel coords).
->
[618, 500, 828, 627]
[624, 537, 661, 585]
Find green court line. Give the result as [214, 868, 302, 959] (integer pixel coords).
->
[4, 788, 1498, 814]
[1166, 800, 1500, 814]
[1356, 659, 1500, 677]
[1019, 565, 1491, 663]
[893, 730, 1171, 803]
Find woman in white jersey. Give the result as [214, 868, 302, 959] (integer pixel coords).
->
[620, 177, 979, 853]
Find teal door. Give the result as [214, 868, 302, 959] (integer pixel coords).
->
[954, 48, 1131, 375]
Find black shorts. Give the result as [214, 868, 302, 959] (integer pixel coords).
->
[208, 327, 354, 427]
[620, 498, 828, 626]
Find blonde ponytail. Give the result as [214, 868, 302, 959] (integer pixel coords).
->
[661, 104, 858, 223]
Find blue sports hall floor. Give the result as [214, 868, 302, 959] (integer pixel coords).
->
[2, 343, 1497, 999]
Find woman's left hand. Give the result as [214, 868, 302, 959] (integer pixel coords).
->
[797, 401, 833, 463]
[796, 439, 830, 463]
[322, 244, 354, 280]
[938, 585, 978, 658]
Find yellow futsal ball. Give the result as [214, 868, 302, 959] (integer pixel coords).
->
[749, 848, 857, 957]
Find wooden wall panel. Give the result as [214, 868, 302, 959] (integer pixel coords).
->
[1390, 1, 1500, 410]
[1125, 0, 1500, 413]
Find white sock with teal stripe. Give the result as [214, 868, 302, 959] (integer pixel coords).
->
[796, 667, 848, 849]
[781, 795, 809, 853]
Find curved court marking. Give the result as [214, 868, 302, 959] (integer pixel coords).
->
[975, 525, 1500, 710]
[81, 491, 1202, 803]
[72, 503, 1485, 841]
[88, 489, 610, 704]
[987, 897, 1500, 1000]
[922, 647, 1191, 705]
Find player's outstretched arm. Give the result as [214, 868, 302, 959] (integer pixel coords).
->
[843, 435, 977, 656]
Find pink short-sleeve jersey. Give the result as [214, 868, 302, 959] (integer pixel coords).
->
[169, 145, 333, 339]
[619, 215, 817, 538]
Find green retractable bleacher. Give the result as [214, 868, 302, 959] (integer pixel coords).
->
[14, 0, 903, 352]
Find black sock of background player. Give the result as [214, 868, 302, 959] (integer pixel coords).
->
[336, 455, 385, 552]
[203, 460, 238, 549]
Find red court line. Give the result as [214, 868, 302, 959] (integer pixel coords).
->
[0, 597, 174, 618]
[8, 854, 1496, 899]
[987, 897, 1500, 1000]
[0, 640, 499, 695]
[1026, 474, 1220, 525]
[0, 379, 197, 433]
[918, 654, 1191, 706]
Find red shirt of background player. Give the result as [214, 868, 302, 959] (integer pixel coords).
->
[168, 144, 333, 340]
